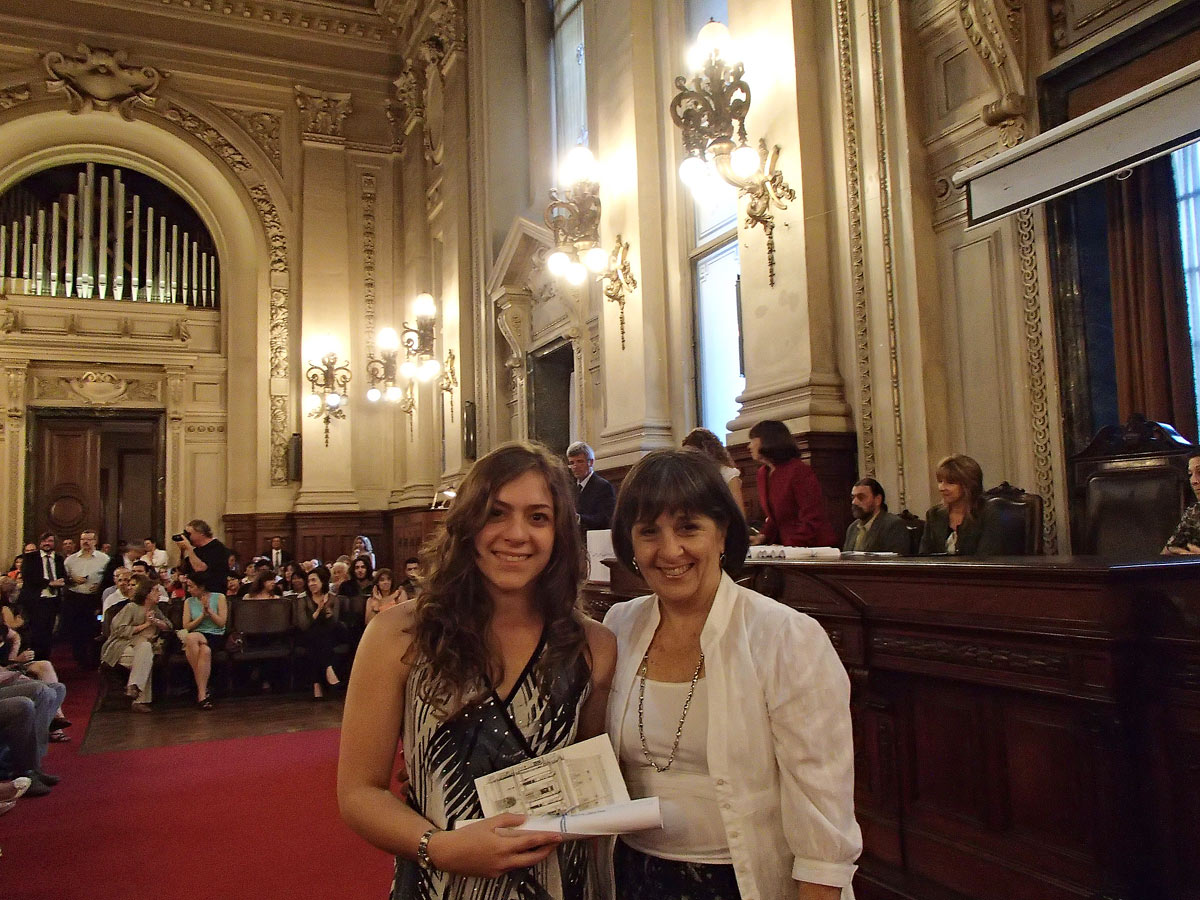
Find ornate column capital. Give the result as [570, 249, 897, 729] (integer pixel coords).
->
[3, 361, 28, 420]
[294, 84, 353, 142]
[388, 61, 426, 139]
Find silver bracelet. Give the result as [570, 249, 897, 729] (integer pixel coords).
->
[417, 827, 440, 871]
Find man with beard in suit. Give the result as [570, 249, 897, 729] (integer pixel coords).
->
[18, 533, 66, 661]
[566, 441, 616, 535]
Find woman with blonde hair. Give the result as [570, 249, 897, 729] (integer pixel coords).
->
[918, 454, 1005, 556]
[338, 441, 615, 900]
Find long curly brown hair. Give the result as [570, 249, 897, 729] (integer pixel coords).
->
[407, 441, 587, 717]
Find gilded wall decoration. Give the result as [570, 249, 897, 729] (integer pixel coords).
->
[361, 172, 377, 353]
[835, 0, 875, 477]
[294, 84, 352, 140]
[249, 184, 289, 273]
[868, 0, 908, 509]
[43, 44, 163, 120]
[159, 104, 253, 171]
[218, 106, 282, 170]
[958, 0, 1059, 552]
[0, 85, 31, 110]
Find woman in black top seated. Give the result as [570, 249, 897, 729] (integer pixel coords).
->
[1163, 454, 1200, 555]
[296, 565, 344, 699]
[919, 454, 1006, 557]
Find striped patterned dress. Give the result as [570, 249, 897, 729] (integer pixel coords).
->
[393, 637, 593, 900]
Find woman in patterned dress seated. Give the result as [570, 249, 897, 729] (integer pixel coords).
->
[338, 441, 616, 900]
[1163, 453, 1200, 554]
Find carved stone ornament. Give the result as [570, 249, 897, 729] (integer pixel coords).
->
[43, 44, 164, 120]
[159, 105, 252, 172]
[294, 84, 352, 140]
[958, 0, 1026, 127]
[421, 0, 466, 73]
[0, 85, 31, 111]
[218, 106, 282, 170]
[390, 62, 425, 135]
[56, 371, 161, 405]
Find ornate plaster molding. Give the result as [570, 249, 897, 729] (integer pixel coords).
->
[218, 106, 282, 171]
[295, 84, 352, 140]
[43, 44, 163, 120]
[158, 103, 252, 171]
[835, 0, 875, 478]
[420, 0, 466, 74]
[4, 363, 27, 419]
[109, 0, 394, 44]
[361, 172, 377, 353]
[249, 183, 289, 273]
[269, 287, 290, 486]
[388, 61, 425, 137]
[958, 0, 1026, 126]
[0, 84, 31, 110]
[34, 371, 161, 406]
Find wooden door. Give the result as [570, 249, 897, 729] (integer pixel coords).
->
[32, 418, 103, 544]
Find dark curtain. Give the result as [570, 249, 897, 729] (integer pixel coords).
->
[1107, 156, 1198, 442]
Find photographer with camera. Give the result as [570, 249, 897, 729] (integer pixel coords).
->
[173, 520, 230, 595]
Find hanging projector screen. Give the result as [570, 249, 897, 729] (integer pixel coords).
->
[953, 59, 1200, 227]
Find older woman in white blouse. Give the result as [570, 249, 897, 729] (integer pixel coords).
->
[605, 449, 861, 900]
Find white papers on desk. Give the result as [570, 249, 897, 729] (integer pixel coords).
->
[472, 735, 662, 838]
[586, 530, 614, 584]
[746, 545, 842, 560]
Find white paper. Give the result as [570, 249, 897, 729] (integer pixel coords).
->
[586, 530, 615, 584]
[470, 735, 662, 838]
[747, 545, 842, 560]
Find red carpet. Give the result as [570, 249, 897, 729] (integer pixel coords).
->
[3, 661, 394, 900]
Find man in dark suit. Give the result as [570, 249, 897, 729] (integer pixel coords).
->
[566, 441, 616, 533]
[263, 535, 293, 572]
[18, 532, 66, 660]
[843, 478, 911, 554]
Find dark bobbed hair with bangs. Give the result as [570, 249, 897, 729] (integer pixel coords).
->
[611, 449, 750, 577]
[407, 441, 587, 717]
[747, 419, 801, 465]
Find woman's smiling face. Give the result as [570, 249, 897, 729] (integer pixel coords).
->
[631, 509, 726, 609]
[473, 470, 556, 605]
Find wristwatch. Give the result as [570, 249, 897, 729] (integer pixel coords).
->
[417, 827, 441, 872]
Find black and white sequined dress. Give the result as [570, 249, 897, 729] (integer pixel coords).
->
[393, 636, 593, 900]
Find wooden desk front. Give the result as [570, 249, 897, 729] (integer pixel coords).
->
[585, 556, 1200, 900]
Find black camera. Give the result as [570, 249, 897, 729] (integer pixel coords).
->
[172, 532, 186, 543]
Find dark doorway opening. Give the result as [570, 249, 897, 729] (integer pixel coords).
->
[27, 410, 165, 548]
[528, 340, 575, 457]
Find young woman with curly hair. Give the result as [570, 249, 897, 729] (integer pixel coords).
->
[338, 441, 616, 900]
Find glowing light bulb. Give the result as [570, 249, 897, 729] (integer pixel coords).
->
[420, 358, 441, 381]
[385, 385, 403, 402]
[547, 249, 572, 277]
[584, 246, 609, 273]
[325, 393, 342, 409]
[730, 143, 761, 179]
[377, 327, 400, 353]
[560, 145, 599, 186]
[565, 261, 588, 286]
[366, 387, 382, 403]
[413, 292, 436, 319]
[304, 393, 321, 413]
[689, 19, 732, 71]
[679, 155, 708, 188]
[400, 359, 418, 379]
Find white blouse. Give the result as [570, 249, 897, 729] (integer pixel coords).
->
[604, 573, 861, 900]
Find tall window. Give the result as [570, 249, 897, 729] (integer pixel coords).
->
[551, 0, 587, 161]
[1174, 141, 1200, 418]
[686, 0, 743, 438]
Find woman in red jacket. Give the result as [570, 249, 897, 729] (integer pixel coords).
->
[748, 420, 837, 548]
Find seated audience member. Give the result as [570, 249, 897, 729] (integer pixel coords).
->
[918, 454, 1006, 556]
[350, 557, 374, 596]
[142, 537, 169, 570]
[0, 698, 53, 796]
[3, 623, 70, 740]
[747, 419, 837, 548]
[300, 558, 318, 573]
[0, 666, 65, 793]
[227, 551, 241, 577]
[1163, 453, 1200, 554]
[1, 576, 27, 640]
[225, 575, 244, 599]
[100, 575, 171, 713]
[330, 560, 357, 598]
[351, 535, 376, 568]
[400, 555, 421, 596]
[282, 571, 308, 600]
[280, 560, 298, 586]
[243, 570, 279, 600]
[364, 568, 404, 626]
[100, 568, 132, 613]
[181, 575, 228, 710]
[682, 426, 745, 509]
[295, 566, 343, 700]
[843, 478, 911, 554]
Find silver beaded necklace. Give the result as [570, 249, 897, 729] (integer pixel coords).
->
[636, 645, 705, 773]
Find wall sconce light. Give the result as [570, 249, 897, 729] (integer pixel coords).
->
[367, 293, 443, 422]
[543, 146, 638, 349]
[399, 292, 442, 383]
[669, 19, 795, 286]
[365, 325, 405, 404]
[304, 343, 352, 446]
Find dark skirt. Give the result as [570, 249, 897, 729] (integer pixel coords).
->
[614, 839, 742, 900]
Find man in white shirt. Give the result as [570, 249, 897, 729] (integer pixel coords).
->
[142, 537, 169, 570]
[63, 530, 110, 669]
